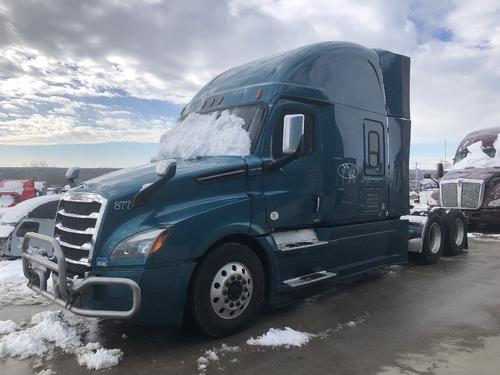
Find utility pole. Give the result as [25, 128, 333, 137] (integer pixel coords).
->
[444, 140, 447, 168]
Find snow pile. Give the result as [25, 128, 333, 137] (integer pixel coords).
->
[0, 195, 14, 208]
[0, 310, 122, 370]
[0, 259, 48, 306]
[0, 224, 15, 238]
[76, 343, 123, 370]
[0, 311, 80, 359]
[196, 343, 241, 374]
[0, 195, 61, 224]
[468, 232, 500, 240]
[157, 110, 251, 160]
[452, 135, 500, 170]
[0, 320, 17, 335]
[246, 327, 315, 348]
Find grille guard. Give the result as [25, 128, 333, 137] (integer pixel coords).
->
[22, 232, 141, 319]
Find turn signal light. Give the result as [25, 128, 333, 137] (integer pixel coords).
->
[149, 227, 172, 255]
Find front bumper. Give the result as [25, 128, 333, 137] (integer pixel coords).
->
[463, 208, 500, 227]
[22, 232, 141, 319]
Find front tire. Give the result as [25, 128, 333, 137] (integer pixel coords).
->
[190, 243, 265, 337]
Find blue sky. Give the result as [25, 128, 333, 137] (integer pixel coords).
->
[1, 0, 499, 169]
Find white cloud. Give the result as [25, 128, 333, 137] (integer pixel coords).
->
[0, 114, 173, 145]
[0, 0, 498, 151]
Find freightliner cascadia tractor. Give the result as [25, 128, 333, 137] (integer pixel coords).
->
[22, 42, 467, 337]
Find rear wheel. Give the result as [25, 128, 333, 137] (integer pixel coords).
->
[443, 210, 467, 255]
[419, 214, 444, 264]
[190, 243, 265, 337]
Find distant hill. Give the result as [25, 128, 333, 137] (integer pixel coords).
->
[0, 167, 119, 186]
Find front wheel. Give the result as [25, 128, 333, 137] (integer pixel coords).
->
[190, 243, 265, 337]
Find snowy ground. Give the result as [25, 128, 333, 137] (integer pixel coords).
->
[0, 259, 123, 372]
[2, 237, 500, 374]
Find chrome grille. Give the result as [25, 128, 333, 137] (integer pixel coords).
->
[461, 182, 481, 208]
[440, 179, 484, 209]
[441, 182, 458, 207]
[53, 193, 107, 275]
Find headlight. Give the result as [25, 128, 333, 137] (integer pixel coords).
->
[110, 227, 172, 260]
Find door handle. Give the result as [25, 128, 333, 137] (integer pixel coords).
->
[314, 194, 321, 213]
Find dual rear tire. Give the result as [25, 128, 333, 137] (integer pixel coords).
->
[419, 210, 467, 264]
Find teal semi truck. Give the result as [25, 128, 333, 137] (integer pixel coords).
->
[22, 42, 467, 337]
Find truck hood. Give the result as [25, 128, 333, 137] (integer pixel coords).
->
[442, 167, 500, 182]
[74, 156, 249, 200]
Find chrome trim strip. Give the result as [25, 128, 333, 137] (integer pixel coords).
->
[64, 257, 90, 266]
[55, 223, 95, 235]
[58, 209, 99, 219]
[283, 270, 337, 288]
[197, 169, 246, 182]
[278, 240, 329, 252]
[55, 236, 92, 251]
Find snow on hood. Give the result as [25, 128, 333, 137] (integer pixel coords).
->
[0, 195, 14, 208]
[451, 134, 500, 170]
[156, 110, 251, 160]
[0, 195, 61, 225]
[0, 225, 15, 238]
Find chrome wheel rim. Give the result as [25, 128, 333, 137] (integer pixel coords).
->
[429, 222, 442, 254]
[454, 218, 465, 246]
[210, 262, 253, 320]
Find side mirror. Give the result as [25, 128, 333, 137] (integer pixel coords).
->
[66, 167, 80, 187]
[423, 173, 432, 179]
[282, 114, 305, 155]
[66, 167, 80, 180]
[436, 163, 444, 178]
[156, 159, 177, 179]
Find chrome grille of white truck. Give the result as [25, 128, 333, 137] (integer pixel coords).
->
[440, 179, 484, 210]
[53, 192, 107, 275]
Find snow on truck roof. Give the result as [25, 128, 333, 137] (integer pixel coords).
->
[452, 129, 500, 170]
[0, 195, 61, 225]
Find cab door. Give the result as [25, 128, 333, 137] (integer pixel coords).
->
[261, 99, 324, 229]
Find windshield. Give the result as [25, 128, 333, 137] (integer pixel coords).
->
[157, 105, 264, 161]
[452, 133, 500, 170]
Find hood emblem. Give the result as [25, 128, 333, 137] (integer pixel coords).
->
[338, 163, 359, 180]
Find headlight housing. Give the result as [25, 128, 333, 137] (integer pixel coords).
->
[110, 227, 172, 260]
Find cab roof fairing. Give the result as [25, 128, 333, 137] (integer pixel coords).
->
[183, 41, 410, 120]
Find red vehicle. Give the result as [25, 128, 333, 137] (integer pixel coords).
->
[0, 180, 37, 208]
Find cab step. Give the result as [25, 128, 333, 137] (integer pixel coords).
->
[283, 270, 337, 288]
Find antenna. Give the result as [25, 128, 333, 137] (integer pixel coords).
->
[444, 140, 447, 167]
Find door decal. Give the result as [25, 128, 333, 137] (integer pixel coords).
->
[337, 163, 359, 180]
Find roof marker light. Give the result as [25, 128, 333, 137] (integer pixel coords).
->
[217, 96, 224, 105]
[256, 89, 263, 99]
[201, 99, 207, 109]
[210, 98, 216, 107]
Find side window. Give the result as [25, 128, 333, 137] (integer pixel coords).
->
[364, 120, 384, 176]
[16, 221, 40, 237]
[272, 112, 314, 159]
[368, 131, 380, 167]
